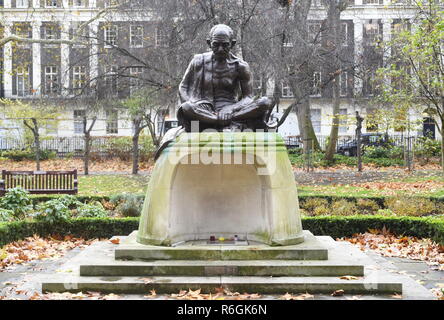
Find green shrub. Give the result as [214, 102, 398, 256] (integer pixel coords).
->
[313, 205, 330, 216]
[300, 198, 330, 216]
[0, 216, 443, 247]
[0, 149, 56, 161]
[302, 215, 444, 245]
[363, 146, 403, 159]
[0, 187, 33, 219]
[0, 209, 15, 222]
[385, 196, 437, 217]
[330, 199, 358, 216]
[377, 209, 396, 216]
[110, 194, 144, 217]
[76, 202, 108, 218]
[415, 137, 441, 162]
[56, 195, 82, 208]
[100, 135, 156, 161]
[356, 199, 380, 215]
[34, 199, 71, 223]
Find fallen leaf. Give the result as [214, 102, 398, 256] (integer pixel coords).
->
[144, 289, 157, 298]
[139, 277, 154, 284]
[331, 289, 345, 297]
[340, 275, 359, 280]
[110, 238, 120, 244]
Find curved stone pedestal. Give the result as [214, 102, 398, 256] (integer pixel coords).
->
[137, 132, 304, 246]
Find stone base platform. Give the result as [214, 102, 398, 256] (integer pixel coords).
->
[38, 231, 430, 296]
[115, 231, 327, 261]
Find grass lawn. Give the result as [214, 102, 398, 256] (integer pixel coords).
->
[78, 175, 148, 196]
[75, 174, 444, 199]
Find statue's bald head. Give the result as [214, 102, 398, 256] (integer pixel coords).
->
[208, 24, 234, 40]
[207, 24, 236, 52]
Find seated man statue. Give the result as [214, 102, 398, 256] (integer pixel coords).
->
[177, 24, 276, 132]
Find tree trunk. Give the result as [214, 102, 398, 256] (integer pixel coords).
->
[441, 122, 444, 172]
[324, 1, 344, 163]
[24, 119, 41, 171]
[84, 132, 90, 175]
[82, 116, 97, 176]
[34, 130, 40, 171]
[325, 80, 341, 162]
[132, 120, 141, 175]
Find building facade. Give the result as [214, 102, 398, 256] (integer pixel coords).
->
[0, 0, 440, 142]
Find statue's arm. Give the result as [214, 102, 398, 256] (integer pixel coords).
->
[237, 62, 254, 107]
[178, 56, 196, 103]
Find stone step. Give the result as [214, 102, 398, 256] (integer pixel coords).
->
[80, 260, 364, 277]
[115, 231, 328, 261]
[42, 274, 402, 295]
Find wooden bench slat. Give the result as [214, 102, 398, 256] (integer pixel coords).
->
[0, 170, 78, 196]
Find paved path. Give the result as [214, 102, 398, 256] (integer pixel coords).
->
[1, 241, 441, 300]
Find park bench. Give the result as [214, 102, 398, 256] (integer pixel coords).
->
[0, 170, 78, 196]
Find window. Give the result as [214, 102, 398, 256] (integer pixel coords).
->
[73, 109, 85, 134]
[14, 24, 31, 48]
[341, 22, 349, 46]
[340, 72, 348, 97]
[104, 65, 118, 96]
[73, 66, 86, 94]
[364, 21, 381, 46]
[15, 66, 30, 97]
[130, 25, 143, 48]
[155, 27, 167, 47]
[106, 110, 118, 134]
[43, 24, 59, 43]
[130, 66, 143, 95]
[45, 122, 57, 135]
[71, 21, 88, 47]
[104, 25, 118, 46]
[104, 0, 118, 7]
[252, 74, 262, 96]
[45, 66, 59, 95]
[282, 33, 293, 47]
[339, 108, 348, 134]
[45, 0, 58, 8]
[72, 0, 85, 7]
[16, 0, 28, 8]
[281, 81, 294, 98]
[310, 71, 322, 96]
[308, 22, 322, 44]
[364, 0, 383, 4]
[311, 109, 321, 134]
[365, 68, 377, 96]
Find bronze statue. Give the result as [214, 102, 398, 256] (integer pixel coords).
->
[177, 24, 276, 131]
[155, 24, 277, 159]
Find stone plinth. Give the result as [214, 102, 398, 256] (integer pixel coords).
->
[137, 132, 304, 246]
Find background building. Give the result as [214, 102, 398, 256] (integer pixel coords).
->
[0, 0, 439, 143]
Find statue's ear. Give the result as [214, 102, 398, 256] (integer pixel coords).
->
[207, 39, 211, 47]
[231, 40, 237, 48]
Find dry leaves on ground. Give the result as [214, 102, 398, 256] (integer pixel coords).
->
[169, 288, 261, 300]
[12, 291, 122, 300]
[340, 231, 444, 271]
[281, 292, 314, 300]
[331, 289, 345, 296]
[352, 181, 444, 195]
[0, 235, 96, 271]
[0, 158, 153, 173]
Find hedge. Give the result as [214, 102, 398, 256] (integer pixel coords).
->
[1, 216, 443, 247]
[25, 194, 444, 210]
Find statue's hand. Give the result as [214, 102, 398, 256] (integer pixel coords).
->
[218, 107, 235, 123]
